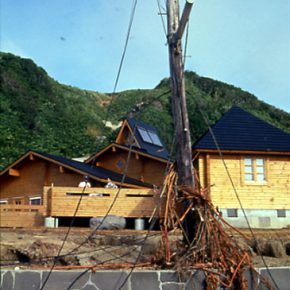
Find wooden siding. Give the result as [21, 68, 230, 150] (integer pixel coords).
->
[95, 150, 167, 186]
[0, 205, 45, 227]
[48, 186, 165, 218]
[198, 153, 290, 209]
[0, 158, 95, 205]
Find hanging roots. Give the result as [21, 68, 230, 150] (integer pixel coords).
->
[157, 164, 275, 290]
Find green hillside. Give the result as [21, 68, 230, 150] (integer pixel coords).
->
[1, 52, 289, 169]
[0, 52, 110, 168]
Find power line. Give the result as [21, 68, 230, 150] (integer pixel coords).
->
[39, 183, 89, 290]
[39, 2, 139, 289]
[39, 106, 137, 289]
[63, 99, 176, 290]
[89, 0, 138, 170]
[0, 232, 162, 267]
[156, 0, 167, 38]
[62, 127, 174, 290]
[188, 90, 280, 290]
[113, 119, 177, 289]
[1, 91, 172, 271]
[1, 91, 175, 273]
[112, 0, 137, 94]
[183, 21, 190, 66]
[64, 244, 145, 290]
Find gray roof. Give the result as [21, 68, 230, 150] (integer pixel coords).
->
[193, 106, 290, 153]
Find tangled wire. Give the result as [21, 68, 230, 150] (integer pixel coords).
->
[157, 164, 275, 289]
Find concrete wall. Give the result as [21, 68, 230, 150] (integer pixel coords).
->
[1, 268, 289, 290]
[220, 208, 290, 229]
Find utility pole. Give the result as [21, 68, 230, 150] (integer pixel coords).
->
[166, 0, 194, 189]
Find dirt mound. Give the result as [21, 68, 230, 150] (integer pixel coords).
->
[9, 240, 60, 265]
[253, 238, 286, 258]
[0, 228, 289, 269]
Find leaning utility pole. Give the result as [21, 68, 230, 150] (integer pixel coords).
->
[166, 0, 194, 189]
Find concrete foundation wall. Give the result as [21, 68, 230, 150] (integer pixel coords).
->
[1, 268, 289, 290]
[220, 208, 290, 229]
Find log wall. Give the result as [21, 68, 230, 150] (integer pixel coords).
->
[0, 158, 95, 205]
[198, 153, 290, 209]
[48, 187, 164, 218]
[0, 205, 45, 227]
[96, 150, 167, 186]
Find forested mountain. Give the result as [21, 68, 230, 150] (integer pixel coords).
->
[1, 52, 289, 169]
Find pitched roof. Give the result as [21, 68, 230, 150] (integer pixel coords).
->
[126, 118, 170, 159]
[86, 143, 170, 164]
[193, 106, 290, 153]
[1, 150, 153, 188]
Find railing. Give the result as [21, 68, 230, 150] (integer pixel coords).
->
[0, 204, 45, 228]
[47, 187, 165, 218]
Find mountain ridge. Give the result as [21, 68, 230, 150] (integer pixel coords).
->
[1, 52, 289, 169]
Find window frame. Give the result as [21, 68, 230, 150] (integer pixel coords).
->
[227, 208, 238, 218]
[277, 209, 286, 218]
[29, 196, 42, 205]
[242, 156, 268, 184]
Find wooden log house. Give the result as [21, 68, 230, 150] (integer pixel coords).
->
[192, 106, 290, 228]
[2, 110, 289, 229]
[0, 118, 169, 228]
[0, 150, 162, 228]
[86, 117, 171, 186]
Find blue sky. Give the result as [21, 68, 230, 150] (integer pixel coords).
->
[1, 0, 290, 112]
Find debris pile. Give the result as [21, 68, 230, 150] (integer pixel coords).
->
[158, 164, 275, 289]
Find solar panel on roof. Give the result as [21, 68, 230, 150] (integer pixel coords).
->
[148, 131, 163, 146]
[137, 126, 163, 147]
[137, 127, 152, 143]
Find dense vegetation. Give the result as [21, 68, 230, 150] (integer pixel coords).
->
[1, 52, 289, 169]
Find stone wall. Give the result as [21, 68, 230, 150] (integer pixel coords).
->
[0, 268, 289, 290]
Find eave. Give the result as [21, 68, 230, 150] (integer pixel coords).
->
[193, 148, 290, 156]
[87, 143, 171, 164]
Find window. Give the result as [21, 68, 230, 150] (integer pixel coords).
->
[227, 209, 238, 218]
[244, 158, 266, 182]
[244, 158, 254, 181]
[0, 199, 8, 204]
[29, 197, 41, 205]
[116, 159, 125, 170]
[115, 158, 125, 172]
[137, 127, 163, 146]
[277, 209, 286, 218]
[256, 159, 265, 181]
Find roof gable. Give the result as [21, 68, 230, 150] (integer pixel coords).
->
[115, 119, 141, 148]
[193, 106, 290, 153]
[86, 118, 170, 163]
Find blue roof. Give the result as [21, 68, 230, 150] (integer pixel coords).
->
[32, 151, 153, 187]
[193, 106, 290, 152]
[126, 118, 170, 159]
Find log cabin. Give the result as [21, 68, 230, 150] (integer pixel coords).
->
[0, 117, 170, 228]
[192, 106, 290, 228]
[86, 117, 171, 187]
[0, 150, 161, 228]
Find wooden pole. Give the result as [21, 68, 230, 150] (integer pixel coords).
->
[166, 0, 194, 188]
